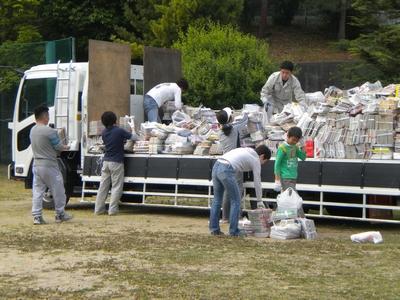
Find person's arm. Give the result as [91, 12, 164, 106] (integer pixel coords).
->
[49, 131, 69, 152]
[174, 87, 182, 110]
[296, 145, 306, 161]
[121, 128, 138, 141]
[260, 74, 276, 104]
[293, 77, 306, 103]
[274, 147, 284, 181]
[252, 160, 263, 202]
[232, 112, 248, 130]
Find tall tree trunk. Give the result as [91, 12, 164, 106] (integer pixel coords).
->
[338, 0, 347, 40]
[258, 0, 268, 38]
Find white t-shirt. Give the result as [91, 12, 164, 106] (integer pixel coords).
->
[146, 83, 182, 109]
[221, 147, 263, 202]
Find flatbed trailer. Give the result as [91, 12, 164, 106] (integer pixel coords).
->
[81, 154, 400, 223]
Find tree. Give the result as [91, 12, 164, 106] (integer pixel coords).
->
[111, 0, 162, 61]
[0, 0, 41, 43]
[173, 23, 275, 108]
[38, 0, 128, 60]
[258, 0, 269, 38]
[301, 0, 351, 40]
[271, 0, 300, 26]
[151, 0, 244, 47]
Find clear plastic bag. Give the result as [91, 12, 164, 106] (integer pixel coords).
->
[350, 231, 383, 244]
[270, 219, 301, 240]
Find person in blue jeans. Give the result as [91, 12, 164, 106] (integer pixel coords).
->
[209, 145, 271, 236]
[143, 78, 189, 123]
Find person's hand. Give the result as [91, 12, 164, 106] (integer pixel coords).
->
[127, 116, 135, 132]
[273, 180, 281, 192]
[257, 201, 266, 209]
[264, 102, 271, 112]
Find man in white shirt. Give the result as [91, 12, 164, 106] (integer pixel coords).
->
[143, 78, 189, 123]
[260, 61, 305, 120]
[209, 145, 271, 237]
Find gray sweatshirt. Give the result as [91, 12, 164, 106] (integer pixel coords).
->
[30, 124, 65, 167]
[220, 147, 262, 202]
[260, 71, 305, 112]
[218, 114, 248, 154]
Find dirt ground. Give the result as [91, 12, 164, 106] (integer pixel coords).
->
[1, 171, 400, 299]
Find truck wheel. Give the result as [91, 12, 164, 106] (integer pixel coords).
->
[43, 158, 71, 210]
[43, 189, 70, 209]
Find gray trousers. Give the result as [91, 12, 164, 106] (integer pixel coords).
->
[222, 171, 243, 220]
[281, 179, 297, 192]
[95, 161, 124, 215]
[32, 165, 66, 217]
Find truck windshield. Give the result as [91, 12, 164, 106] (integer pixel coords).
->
[18, 78, 56, 121]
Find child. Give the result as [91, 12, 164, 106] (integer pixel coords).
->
[94, 111, 138, 215]
[274, 126, 306, 192]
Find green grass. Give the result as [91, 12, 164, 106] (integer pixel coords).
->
[1, 165, 400, 299]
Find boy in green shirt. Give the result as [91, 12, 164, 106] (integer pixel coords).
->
[274, 126, 306, 192]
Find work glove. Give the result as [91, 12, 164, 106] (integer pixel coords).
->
[126, 116, 136, 132]
[257, 201, 266, 209]
[264, 102, 270, 112]
[273, 180, 282, 192]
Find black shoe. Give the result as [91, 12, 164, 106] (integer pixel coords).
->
[211, 231, 225, 236]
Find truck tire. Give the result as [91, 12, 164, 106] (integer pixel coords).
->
[42, 158, 71, 210]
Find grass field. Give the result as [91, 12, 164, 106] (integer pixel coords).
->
[0, 166, 399, 299]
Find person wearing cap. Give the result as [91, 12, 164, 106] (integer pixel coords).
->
[209, 145, 271, 237]
[260, 60, 305, 121]
[216, 107, 248, 223]
[143, 78, 189, 123]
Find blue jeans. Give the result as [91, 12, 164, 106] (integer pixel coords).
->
[209, 160, 241, 236]
[143, 95, 160, 122]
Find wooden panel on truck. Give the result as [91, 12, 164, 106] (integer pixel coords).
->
[125, 157, 147, 178]
[321, 162, 362, 186]
[364, 163, 399, 188]
[143, 46, 182, 93]
[297, 161, 320, 185]
[88, 40, 131, 122]
[178, 158, 212, 180]
[147, 157, 178, 178]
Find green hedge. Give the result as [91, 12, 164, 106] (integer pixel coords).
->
[173, 23, 275, 109]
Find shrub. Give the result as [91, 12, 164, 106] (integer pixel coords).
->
[173, 23, 275, 109]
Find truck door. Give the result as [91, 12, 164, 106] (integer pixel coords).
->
[10, 74, 57, 177]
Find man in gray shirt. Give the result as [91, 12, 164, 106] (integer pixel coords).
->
[29, 105, 72, 224]
[260, 61, 305, 121]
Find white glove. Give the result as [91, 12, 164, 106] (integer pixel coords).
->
[257, 201, 266, 209]
[126, 116, 135, 131]
[273, 180, 281, 192]
[68, 140, 78, 150]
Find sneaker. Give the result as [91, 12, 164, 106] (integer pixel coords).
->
[230, 230, 247, 238]
[55, 212, 73, 223]
[219, 219, 229, 224]
[94, 210, 107, 215]
[33, 216, 46, 225]
[211, 230, 225, 236]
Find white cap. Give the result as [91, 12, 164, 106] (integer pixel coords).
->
[222, 107, 233, 121]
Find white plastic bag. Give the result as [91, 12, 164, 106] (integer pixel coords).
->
[270, 219, 301, 240]
[277, 188, 303, 211]
[350, 231, 383, 244]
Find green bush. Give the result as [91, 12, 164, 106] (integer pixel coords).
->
[173, 23, 275, 109]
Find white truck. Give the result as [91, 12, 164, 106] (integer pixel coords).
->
[7, 40, 179, 205]
[7, 41, 400, 223]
